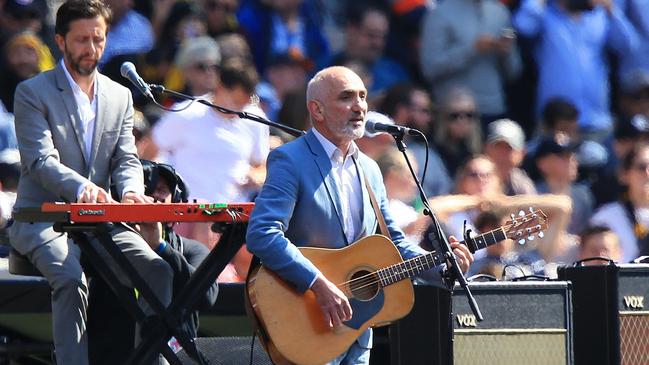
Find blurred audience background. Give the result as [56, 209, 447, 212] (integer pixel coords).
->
[2, 0, 648, 280]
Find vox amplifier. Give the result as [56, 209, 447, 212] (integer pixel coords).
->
[388, 281, 573, 365]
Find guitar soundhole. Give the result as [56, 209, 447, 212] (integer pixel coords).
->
[348, 270, 380, 301]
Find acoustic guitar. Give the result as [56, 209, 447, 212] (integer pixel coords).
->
[246, 209, 548, 365]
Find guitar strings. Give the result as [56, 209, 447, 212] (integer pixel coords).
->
[337, 255, 432, 299]
[334, 217, 540, 297]
[336, 254, 433, 299]
[342, 212, 545, 295]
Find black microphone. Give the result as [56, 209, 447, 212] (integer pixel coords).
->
[120, 62, 154, 101]
[365, 111, 419, 137]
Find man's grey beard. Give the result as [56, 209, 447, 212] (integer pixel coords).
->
[340, 123, 365, 140]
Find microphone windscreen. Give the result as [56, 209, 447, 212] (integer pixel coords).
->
[365, 120, 377, 134]
[120, 62, 135, 78]
[364, 111, 393, 137]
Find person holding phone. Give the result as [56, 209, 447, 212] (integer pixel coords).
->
[420, 0, 522, 132]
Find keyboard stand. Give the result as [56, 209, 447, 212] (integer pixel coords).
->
[54, 220, 246, 365]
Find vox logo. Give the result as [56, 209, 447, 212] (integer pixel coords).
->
[623, 296, 644, 310]
[456, 314, 477, 327]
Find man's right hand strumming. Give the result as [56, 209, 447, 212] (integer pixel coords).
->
[311, 273, 353, 328]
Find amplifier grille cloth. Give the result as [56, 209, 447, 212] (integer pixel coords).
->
[620, 312, 649, 365]
[453, 332, 567, 365]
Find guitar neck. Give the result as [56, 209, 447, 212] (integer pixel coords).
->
[376, 227, 507, 287]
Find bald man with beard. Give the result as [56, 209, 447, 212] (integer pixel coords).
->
[246, 66, 473, 365]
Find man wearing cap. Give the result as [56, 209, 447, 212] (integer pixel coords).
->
[535, 135, 594, 235]
[484, 119, 536, 196]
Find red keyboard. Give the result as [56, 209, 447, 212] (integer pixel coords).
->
[14, 202, 253, 223]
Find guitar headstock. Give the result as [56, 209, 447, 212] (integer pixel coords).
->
[505, 208, 548, 245]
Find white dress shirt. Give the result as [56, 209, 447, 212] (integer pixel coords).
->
[312, 128, 363, 244]
[62, 60, 100, 199]
[61, 59, 97, 160]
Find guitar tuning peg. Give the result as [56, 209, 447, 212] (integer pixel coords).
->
[538, 231, 545, 238]
[518, 210, 525, 217]
[528, 235, 535, 241]
[529, 207, 534, 213]
[518, 239, 526, 245]
[510, 213, 516, 221]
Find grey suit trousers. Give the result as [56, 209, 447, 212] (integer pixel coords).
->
[26, 223, 173, 365]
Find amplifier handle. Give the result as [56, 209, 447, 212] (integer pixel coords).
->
[466, 274, 498, 282]
[633, 255, 649, 263]
[573, 257, 615, 267]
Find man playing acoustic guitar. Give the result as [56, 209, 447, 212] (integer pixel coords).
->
[246, 66, 473, 365]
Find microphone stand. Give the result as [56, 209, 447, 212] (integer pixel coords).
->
[391, 132, 483, 322]
[149, 84, 306, 138]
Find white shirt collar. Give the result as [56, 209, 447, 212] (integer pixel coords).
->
[312, 127, 359, 163]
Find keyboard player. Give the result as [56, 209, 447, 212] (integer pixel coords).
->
[8, 1, 172, 363]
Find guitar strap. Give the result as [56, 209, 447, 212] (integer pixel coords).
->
[363, 174, 389, 237]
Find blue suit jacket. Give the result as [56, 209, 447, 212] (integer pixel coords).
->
[246, 130, 445, 348]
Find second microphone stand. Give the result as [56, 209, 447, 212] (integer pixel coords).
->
[149, 85, 306, 138]
[391, 132, 483, 322]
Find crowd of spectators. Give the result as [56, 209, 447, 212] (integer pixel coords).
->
[1, 0, 649, 279]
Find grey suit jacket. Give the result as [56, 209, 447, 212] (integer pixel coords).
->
[9, 63, 144, 254]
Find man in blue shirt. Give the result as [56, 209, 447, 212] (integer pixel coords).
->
[514, 0, 639, 136]
[615, 0, 649, 83]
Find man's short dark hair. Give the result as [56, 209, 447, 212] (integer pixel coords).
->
[579, 225, 612, 251]
[219, 58, 259, 95]
[55, 0, 112, 36]
[474, 210, 502, 233]
[345, 2, 388, 27]
[541, 97, 579, 129]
